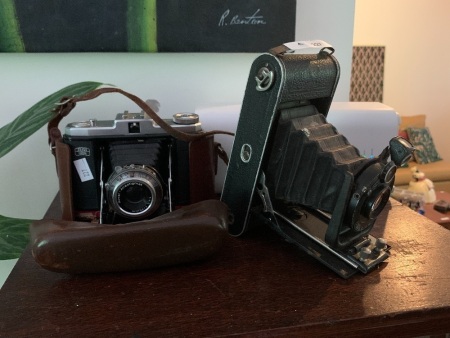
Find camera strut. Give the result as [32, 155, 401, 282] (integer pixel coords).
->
[254, 172, 390, 278]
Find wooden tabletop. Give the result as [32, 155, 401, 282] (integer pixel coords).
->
[423, 190, 450, 228]
[1, 197, 450, 337]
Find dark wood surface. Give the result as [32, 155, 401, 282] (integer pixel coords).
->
[1, 196, 450, 337]
[423, 190, 450, 228]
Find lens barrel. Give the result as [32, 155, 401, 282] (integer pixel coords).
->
[105, 165, 164, 219]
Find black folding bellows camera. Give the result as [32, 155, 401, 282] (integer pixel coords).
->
[221, 42, 414, 278]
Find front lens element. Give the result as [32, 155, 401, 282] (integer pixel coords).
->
[117, 182, 153, 213]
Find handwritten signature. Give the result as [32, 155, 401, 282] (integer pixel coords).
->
[218, 9, 267, 27]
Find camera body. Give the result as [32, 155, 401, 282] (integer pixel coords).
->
[221, 42, 413, 278]
[63, 111, 209, 223]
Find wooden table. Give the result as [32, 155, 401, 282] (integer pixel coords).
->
[1, 197, 450, 337]
[423, 190, 450, 229]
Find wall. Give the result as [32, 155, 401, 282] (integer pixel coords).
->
[353, 0, 450, 162]
[0, 0, 355, 219]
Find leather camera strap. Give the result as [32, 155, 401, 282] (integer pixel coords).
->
[48, 86, 234, 159]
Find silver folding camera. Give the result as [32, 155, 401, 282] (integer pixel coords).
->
[63, 111, 212, 224]
[221, 42, 414, 278]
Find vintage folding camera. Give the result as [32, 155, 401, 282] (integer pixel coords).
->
[221, 42, 414, 278]
[63, 111, 214, 224]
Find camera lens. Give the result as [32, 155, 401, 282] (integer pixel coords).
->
[361, 186, 391, 220]
[106, 165, 164, 220]
[118, 182, 152, 213]
[349, 185, 391, 232]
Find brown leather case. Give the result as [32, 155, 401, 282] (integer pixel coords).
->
[54, 140, 75, 221]
[30, 200, 230, 274]
[55, 135, 219, 222]
[189, 135, 217, 203]
[39, 87, 234, 274]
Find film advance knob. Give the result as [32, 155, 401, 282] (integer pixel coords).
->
[173, 113, 199, 125]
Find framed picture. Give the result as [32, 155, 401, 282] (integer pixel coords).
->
[0, 0, 296, 52]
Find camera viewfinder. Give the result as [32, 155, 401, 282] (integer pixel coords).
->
[128, 122, 140, 134]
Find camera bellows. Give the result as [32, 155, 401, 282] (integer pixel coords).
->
[266, 104, 366, 213]
[109, 140, 165, 168]
[220, 44, 409, 276]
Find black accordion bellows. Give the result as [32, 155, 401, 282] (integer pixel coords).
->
[266, 104, 367, 213]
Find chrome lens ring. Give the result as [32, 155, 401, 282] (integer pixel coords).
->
[106, 165, 163, 219]
[361, 186, 391, 220]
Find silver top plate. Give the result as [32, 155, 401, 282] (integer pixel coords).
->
[65, 112, 202, 137]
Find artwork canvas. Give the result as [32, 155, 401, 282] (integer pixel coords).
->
[0, 0, 296, 52]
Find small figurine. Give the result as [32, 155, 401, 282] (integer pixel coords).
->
[408, 166, 436, 203]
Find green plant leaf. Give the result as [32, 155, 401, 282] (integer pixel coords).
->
[0, 215, 31, 259]
[0, 0, 25, 52]
[0, 81, 108, 260]
[0, 81, 106, 159]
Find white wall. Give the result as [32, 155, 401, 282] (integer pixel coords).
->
[353, 0, 450, 162]
[0, 0, 355, 219]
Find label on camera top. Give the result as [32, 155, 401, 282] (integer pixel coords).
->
[283, 40, 333, 52]
[74, 158, 94, 182]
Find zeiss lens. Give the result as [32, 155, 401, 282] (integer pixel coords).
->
[106, 165, 163, 220]
[117, 182, 152, 213]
